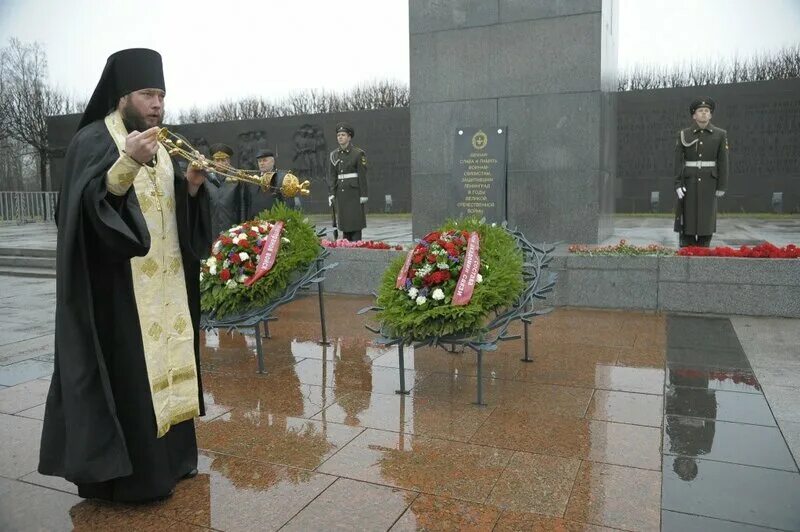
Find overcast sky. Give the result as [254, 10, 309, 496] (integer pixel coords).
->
[1, 0, 799, 114]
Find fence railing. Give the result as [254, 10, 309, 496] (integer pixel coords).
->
[0, 191, 59, 224]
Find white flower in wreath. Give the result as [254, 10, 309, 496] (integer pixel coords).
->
[209, 264, 217, 275]
[237, 274, 248, 283]
[212, 241, 222, 254]
[437, 262, 449, 270]
[238, 252, 250, 262]
[205, 257, 217, 268]
[415, 295, 427, 305]
[432, 288, 445, 301]
[477, 274, 483, 283]
[199, 272, 205, 282]
[281, 237, 290, 244]
[223, 260, 231, 268]
[225, 279, 237, 289]
[408, 287, 419, 299]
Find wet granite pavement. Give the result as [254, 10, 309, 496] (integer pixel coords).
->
[1, 275, 799, 531]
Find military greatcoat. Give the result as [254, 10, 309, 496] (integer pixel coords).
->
[329, 144, 368, 232]
[673, 123, 729, 236]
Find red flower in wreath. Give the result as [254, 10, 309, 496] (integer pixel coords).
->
[424, 231, 441, 243]
[220, 269, 231, 281]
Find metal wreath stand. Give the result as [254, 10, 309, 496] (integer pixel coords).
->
[359, 223, 557, 405]
[200, 228, 337, 374]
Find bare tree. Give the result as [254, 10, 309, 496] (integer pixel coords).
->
[174, 79, 409, 124]
[619, 44, 800, 91]
[0, 38, 81, 190]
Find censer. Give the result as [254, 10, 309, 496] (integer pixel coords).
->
[157, 128, 311, 198]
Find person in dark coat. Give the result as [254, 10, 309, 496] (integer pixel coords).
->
[38, 48, 212, 503]
[674, 97, 729, 247]
[207, 143, 246, 237]
[328, 122, 368, 241]
[245, 149, 285, 218]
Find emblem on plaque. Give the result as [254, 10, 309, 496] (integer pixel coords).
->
[471, 130, 488, 150]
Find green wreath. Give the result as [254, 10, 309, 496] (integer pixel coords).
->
[200, 203, 320, 317]
[376, 219, 524, 340]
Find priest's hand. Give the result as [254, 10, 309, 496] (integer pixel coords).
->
[125, 127, 160, 164]
[186, 165, 207, 197]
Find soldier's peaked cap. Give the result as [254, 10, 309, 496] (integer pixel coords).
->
[335, 122, 355, 138]
[689, 97, 715, 115]
[210, 143, 234, 157]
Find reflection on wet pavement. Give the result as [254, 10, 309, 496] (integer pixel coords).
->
[3, 293, 800, 530]
[662, 315, 800, 531]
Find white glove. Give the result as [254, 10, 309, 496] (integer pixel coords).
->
[715, 190, 725, 197]
[676, 187, 686, 200]
[359, 197, 368, 204]
[328, 195, 334, 207]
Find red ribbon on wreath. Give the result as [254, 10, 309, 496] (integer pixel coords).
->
[396, 248, 416, 288]
[452, 232, 480, 306]
[244, 221, 284, 286]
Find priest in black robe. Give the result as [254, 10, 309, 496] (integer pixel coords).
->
[38, 48, 212, 503]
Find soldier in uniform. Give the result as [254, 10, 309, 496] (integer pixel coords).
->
[328, 122, 368, 241]
[674, 97, 729, 247]
[207, 143, 246, 237]
[245, 149, 285, 218]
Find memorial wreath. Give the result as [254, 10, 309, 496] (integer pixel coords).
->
[200, 203, 320, 317]
[375, 219, 524, 340]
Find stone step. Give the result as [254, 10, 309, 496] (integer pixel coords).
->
[0, 247, 56, 258]
[0, 256, 56, 269]
[0, 266, 56, 279]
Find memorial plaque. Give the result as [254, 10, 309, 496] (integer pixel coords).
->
[450, 127, 508, 223]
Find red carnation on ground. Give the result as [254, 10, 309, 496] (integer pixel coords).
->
[220, 269, 231, 281]
[678, 242, 800, 258]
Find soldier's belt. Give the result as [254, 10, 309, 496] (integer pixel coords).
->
[337, 173, 358, 179]
[684, 161, 716, 168]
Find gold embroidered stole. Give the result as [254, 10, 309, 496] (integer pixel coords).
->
[105, 111, 200, 437]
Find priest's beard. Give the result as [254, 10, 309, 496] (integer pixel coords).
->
[120, 99, 163, 133]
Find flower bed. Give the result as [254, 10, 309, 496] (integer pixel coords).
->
[569, 240, 675, 256]
[678, 242, 800, 258]
[375, 219, 524, 340]
[321, 239, 403, 250]
[200, 204, 320, 317]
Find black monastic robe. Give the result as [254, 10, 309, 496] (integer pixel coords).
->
[38, 116, 211, 502]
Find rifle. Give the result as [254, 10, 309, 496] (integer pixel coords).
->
[330, 198, 339, 241]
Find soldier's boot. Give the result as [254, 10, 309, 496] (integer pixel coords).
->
[696, 235, 713, 248]
[344, 230, 362, 242]
[679, 233, 697, 248]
